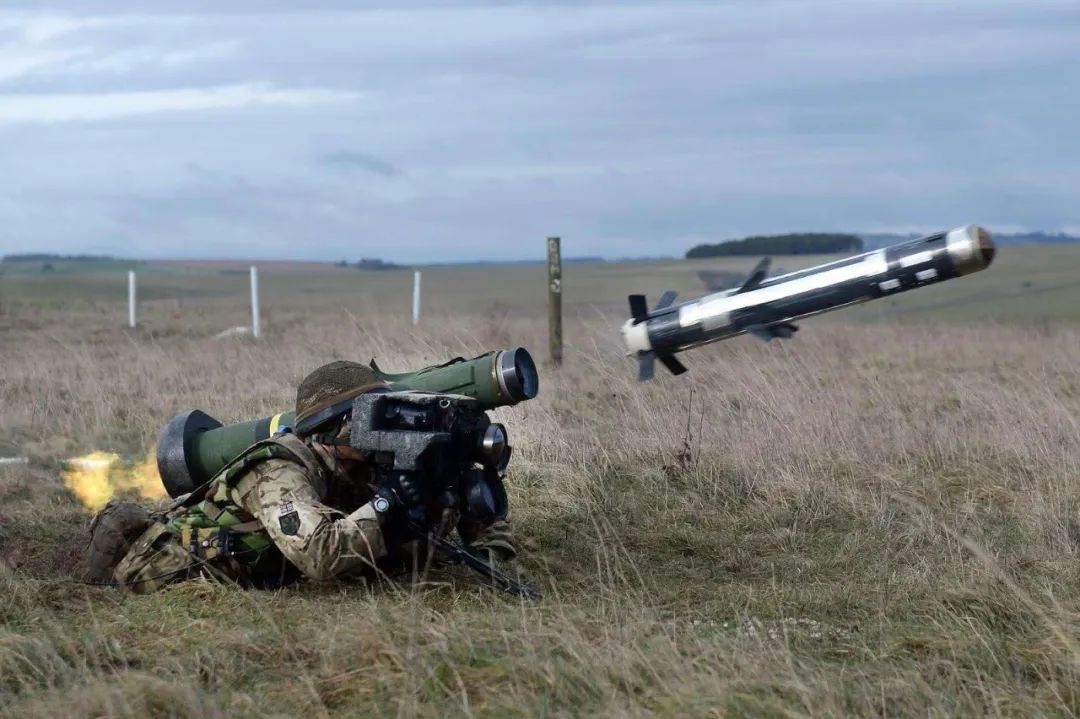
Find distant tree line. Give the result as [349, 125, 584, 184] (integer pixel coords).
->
[334, 257, 404, 270]
[1005, 232, 1077, 244]
[686, 233, 863, 258]
[2, 253, 115, 262]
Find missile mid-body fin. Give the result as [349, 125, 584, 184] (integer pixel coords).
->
[735, 258, 771, 294]
[654, 290, 678, 310]
[746, 322, 799, 341]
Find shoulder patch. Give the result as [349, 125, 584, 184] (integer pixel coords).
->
[278, 501, 300, 536]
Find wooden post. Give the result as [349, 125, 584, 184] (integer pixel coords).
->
[127, 270, 136, 328]
[547, 236, 563, 366]
[250, 266, 261, 339]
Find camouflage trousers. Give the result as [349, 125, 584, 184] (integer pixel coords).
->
[107, 517, 518, 593]
[112, 521, 224, 593]
[111, 519, 518, 594]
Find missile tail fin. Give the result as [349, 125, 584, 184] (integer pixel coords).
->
[736, 258, 772, 294]
[637, 351, 687, 382]
[629, 294, 649, 323]
[658, 353, 688, 376]
[638, 353, 656, 381]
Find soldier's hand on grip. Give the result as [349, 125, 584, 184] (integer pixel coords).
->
[373, 471, 439, 534]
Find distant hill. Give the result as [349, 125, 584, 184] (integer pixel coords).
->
[686, 233, 862, 259]
[0, 255, 131, 275]
[2, 253, 115, 262]
[420, 256, 605, 267]
[334, 258, 404, 271]
[685, 229, 1079, 260]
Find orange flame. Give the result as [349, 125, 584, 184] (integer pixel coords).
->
[61, 449, 165, 512]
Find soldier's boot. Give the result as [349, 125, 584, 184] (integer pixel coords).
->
[466, 518, 518, 563]
[465, 518, 531, 586]
[85, 501, 153, 584]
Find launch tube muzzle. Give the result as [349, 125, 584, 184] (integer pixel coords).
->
[495, 347, 539, 404]
[156, 347, 539, 498]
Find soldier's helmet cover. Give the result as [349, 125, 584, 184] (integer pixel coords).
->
[294, 360, 387, 429]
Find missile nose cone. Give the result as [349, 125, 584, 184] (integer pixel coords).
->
[946, 224, 995, 275]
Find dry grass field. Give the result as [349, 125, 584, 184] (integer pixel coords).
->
[1, 249, 1079, 717]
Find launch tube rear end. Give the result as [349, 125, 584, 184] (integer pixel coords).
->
[155, 347, 539, 498]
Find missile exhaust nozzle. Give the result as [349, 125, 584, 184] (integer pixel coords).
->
[621, 317, 652, 355]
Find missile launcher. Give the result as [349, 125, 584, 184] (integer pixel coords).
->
[156, 348, 539, 498]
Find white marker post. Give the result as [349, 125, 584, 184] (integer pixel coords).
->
[250, 265, 261, 338]
[127, 270, 136, 328]
[412, 270, 422, 325]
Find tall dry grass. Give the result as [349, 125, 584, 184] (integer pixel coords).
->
[1, 300, 1079, 717]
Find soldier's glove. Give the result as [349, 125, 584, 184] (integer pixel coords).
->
[372, 473, 435, 540]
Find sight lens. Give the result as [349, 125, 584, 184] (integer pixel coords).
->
[515, 349, 539, 400]
[496, 347, 540, 403]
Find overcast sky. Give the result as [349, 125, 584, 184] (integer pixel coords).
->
[0, 1, 1077, 262]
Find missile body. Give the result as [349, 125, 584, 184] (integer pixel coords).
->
[623, 225, 995, 380]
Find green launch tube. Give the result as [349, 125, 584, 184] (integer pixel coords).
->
[156, 348, 539, 498]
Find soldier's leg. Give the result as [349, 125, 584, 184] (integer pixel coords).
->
[96, 502, 233, 592]
[112, 522, 197, 593]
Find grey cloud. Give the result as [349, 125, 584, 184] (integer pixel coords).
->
[320, 151, 399, 177]
[0, 1, 1077, 262]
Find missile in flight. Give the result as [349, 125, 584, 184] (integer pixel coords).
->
[622, 224, 995, 380]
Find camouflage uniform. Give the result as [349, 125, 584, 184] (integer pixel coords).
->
[227, 443, 386, 580]
[102, 361, 517, 592]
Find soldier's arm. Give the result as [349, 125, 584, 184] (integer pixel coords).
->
[231, 459, 389, 581]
